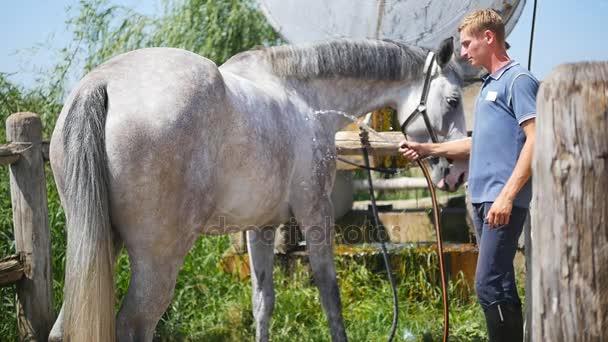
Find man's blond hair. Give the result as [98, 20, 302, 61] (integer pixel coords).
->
[458, 9, 506, 45]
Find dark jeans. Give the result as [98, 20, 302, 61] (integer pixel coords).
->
[472, 202, 528, 310]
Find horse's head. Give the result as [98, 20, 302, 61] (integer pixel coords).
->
[397, 38, 468, 192]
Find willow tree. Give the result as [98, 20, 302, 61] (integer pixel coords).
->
[65, 0, 281, 73]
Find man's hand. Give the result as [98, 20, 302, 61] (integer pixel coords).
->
[398, 141, 430, 161]
[485, 119, 535, 228]
[486, 194, 514, 228]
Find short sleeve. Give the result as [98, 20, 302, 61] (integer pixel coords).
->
[509, 73, 539, 124]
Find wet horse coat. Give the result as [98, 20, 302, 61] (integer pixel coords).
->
[49, 38, 467, 341]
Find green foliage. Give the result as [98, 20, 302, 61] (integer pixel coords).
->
[1, 0, 489, 340]
[64, 0, 281, 75]
[0, 74, 62, 140]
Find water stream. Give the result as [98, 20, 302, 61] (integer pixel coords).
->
[313, 109, 391, 142]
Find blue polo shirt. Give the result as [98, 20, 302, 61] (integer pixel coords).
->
[468, 60, 539, 208]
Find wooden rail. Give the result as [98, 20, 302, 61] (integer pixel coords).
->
[335, 131, 404, 156]
[0, 141, 49, 165]
[0, 142, 26, 165]
[353, 177, 428, 190]
[0, 253, 25, 287]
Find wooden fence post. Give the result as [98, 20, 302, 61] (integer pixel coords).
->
[6, 112, 54, 341]
[532, 62, 608, 341]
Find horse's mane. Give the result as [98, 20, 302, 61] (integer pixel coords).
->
[260, 39, 433, 81]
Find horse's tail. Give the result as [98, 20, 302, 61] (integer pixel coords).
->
[61, 81, 115, 342]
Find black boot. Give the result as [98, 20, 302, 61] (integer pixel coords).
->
[484, 303, 523, 342]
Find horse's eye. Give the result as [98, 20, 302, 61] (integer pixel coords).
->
[446, 97, 460, 108]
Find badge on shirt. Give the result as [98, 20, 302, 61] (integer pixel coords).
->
[486, 91, 498, 101]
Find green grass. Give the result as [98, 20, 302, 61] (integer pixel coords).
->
[147, 238, 490, 342]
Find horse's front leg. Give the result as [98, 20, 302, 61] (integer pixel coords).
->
[292, 195, 347, 342]
[247, 226, 276, 342]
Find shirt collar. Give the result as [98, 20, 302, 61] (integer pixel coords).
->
[482, 60, 519, 81]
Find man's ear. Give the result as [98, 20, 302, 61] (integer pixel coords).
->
[436, 37, 454, 68]
[483, 30, 495, 45]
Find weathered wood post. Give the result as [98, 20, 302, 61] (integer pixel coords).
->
[532, 62, 608, 340]
[6, 112, 54, 341]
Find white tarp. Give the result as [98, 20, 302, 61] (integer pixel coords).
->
[259, 0, 525, 79]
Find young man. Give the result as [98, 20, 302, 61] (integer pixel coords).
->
[399, 9, 538, 341]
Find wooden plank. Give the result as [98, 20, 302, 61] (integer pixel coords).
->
[6, 112, 54, 341]
[352, 195, 452, 210]
[378, 212, 434, 243]
[0, 254, 25, 287]
[0, 142, 29, 165]
[0, 142, 28, 156]
[353, 177, 428, 190]
[0, 142, 48, 164]
[532, 62, 608, 341]
[335, 131, 404, 156]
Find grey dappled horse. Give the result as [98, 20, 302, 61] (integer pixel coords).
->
[48, 38, 467, 342]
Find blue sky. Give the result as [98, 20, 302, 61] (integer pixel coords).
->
[2, 0, 608, 89]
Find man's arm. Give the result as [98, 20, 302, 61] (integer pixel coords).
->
[486, 119, 535, 227]
[497, 120, 535, 201]
[399, 137, 471, 161]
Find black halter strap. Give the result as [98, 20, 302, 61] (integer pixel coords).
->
[400, 51, 440, 144]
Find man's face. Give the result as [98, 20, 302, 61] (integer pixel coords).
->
[459, 29, 489, 68]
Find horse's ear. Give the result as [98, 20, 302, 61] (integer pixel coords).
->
[436, 37, 454, 68]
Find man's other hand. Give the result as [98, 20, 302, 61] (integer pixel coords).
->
[486, 194, 514, 228]
[398, 141, 429, 161]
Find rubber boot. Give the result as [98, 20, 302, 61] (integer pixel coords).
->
[484, 303, 523, 342]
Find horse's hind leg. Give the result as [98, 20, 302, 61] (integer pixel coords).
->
[247, 226, 276, 342]
[292, 196, 347, 342]
[116, 232, 197, 342]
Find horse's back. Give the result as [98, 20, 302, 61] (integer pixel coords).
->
[54, 47, 228, 145]
[100, 47, 226, 121]
[52, 48, 232, 243]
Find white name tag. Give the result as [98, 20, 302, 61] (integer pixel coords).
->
[486, 91, 498, 101]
